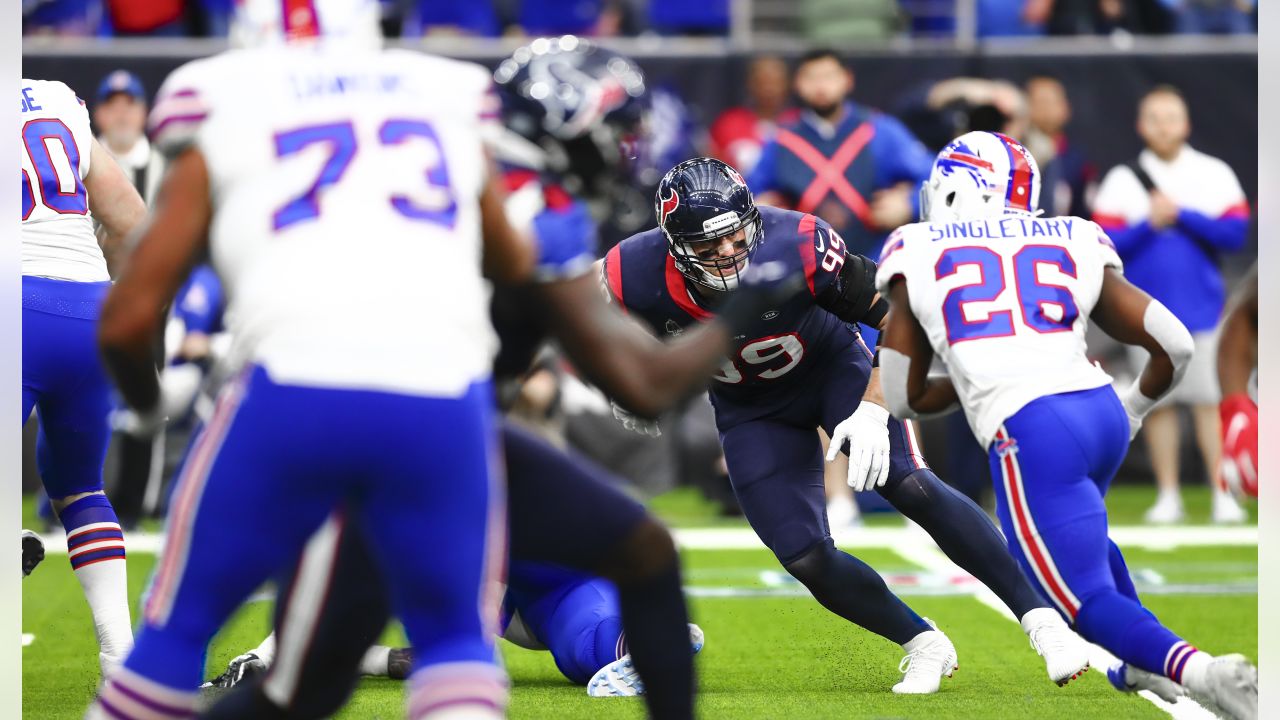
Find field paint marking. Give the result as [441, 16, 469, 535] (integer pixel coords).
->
[670, 525, 1258, 551]
[36, 524, 1256, 555]
[899, 540, 1219, 720]
[685, 582, 1254, 599]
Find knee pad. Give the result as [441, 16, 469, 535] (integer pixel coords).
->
[781, 539, 838, 587]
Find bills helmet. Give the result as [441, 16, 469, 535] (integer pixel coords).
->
[657, 157, 763, 292]
[493, 35, 647, 198]
[920, 131, 1041, 223]
[230, 0, 382, 50]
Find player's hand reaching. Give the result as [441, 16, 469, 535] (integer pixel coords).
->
[611, 401, 662, 437]
[827, 401, 892, 492]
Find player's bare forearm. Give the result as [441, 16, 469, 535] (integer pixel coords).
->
[862, 367, 887, 408]
[1217, 265, 1258, 396]
[86, 138, 147, 277]
[1090, 268, 1183, 400]
[882, 281, 957, 416]
[538, 272, 727, 417]
[99, 148, 211, 412]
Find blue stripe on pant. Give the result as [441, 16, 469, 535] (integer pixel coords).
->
[988, 385, 1194, 680]
[21, 276, 112, 499]
[127, 366, 504, 693]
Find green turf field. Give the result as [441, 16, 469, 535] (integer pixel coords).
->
[22, 486, 1257, 719]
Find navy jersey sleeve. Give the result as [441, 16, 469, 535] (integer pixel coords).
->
[795, 214, 884, 326]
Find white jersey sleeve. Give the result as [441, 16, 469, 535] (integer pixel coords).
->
[20, 79, 107, 282]
[876, 216, 1117, 448]
[152, 48, 500, 398]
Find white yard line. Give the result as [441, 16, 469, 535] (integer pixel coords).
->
[668, 525, 1256, 552]
[36, 523, 1256, 555]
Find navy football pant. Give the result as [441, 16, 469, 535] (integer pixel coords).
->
[204, 420, 690, 720]
[718, 341, 1046, 644]
[98, 367, 506, 719]
[990, 387, 1200, 682]
[21, 276, 113, 499]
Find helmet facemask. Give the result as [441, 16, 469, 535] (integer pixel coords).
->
[666, 208, 763, 292]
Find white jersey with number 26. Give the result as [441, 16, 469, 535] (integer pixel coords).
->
[875, 214, 1123, 448]
[20, 79, 107, 282]
[149, 46, 502, 398]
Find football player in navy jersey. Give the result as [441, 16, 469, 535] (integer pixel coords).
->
[602, 157, 1091, 693]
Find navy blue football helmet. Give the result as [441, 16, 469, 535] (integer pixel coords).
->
[493, 35, 647, 198]
[656, 157, 763, 292]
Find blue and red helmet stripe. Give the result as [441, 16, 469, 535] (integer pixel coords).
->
[994, 132, 1034, 212]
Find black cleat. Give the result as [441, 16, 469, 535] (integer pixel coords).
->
[201, 652, 267, 691]
[22, 530, 44, 578]
[387, 648, 413, 680]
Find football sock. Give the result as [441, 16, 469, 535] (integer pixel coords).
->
[1074, 591, 1202, 684]
[359, 645, 391, 677]
[881, 469, 1045, 618]
[784, 539, 929, 645]
[59, 493, 133, 674]
[91, 666, 197, 720]
[615, 559, 695, 720]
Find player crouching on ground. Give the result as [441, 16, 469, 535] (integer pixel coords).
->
[876, 130, 1257, 720]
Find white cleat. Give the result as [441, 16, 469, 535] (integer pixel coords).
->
[1144, 495, 1186, 525]
[587, 623, 705, 698]
[892, 619, 958, 695]
[1189, 654, 1258, 720]
[1106, 662, 1186, 703]
[1020, 608, 1090, 686]
[1212, 491, 1248, 525]
[588, 655, 644, 697]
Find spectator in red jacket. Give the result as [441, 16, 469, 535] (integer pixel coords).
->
[708, 56, 798, 176]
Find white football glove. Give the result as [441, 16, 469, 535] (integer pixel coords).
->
[110, 404, 168, 439]
[826, 401, 891, 492]
[1118, 382, 1155, 441]
[611, 402, 662, 437]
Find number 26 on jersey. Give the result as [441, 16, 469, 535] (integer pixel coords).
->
[937, 245, 1079, 345]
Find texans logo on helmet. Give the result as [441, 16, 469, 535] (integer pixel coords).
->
[659, 189, 680, 224]
[725, 166, 746, 186]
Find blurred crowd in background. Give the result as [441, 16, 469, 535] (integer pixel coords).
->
[23, 0, 1259, 40]
[21, 33, 1255, 533]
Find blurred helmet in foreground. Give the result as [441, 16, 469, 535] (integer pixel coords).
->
[492, 35, 648, 198]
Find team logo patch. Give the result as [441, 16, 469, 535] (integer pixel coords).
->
[659, 189, 680, 224]
[995, 437, 1018, 458]
[664, 319, 684, 337]
[761, 310, 779, 320]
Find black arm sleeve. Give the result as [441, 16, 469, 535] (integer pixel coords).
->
[815, 252, 887, 327]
